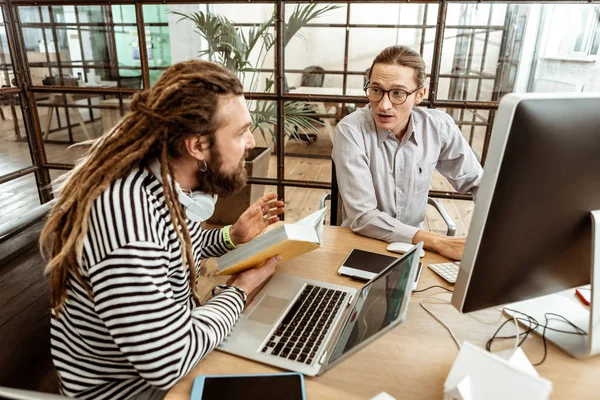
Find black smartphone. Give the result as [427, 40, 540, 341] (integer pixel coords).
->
[337, 249, 423, 290]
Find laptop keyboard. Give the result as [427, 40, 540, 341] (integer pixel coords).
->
[261, 285, 347, 365]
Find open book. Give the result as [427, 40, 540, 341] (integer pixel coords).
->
[216, 208, 327, 276]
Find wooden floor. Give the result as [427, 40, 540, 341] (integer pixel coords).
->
[0, 111, 474, 235]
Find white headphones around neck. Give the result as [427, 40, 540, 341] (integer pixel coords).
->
[177, 189, 217, 223]
[148, 160, 218, 223]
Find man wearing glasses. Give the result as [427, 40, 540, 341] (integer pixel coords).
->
[332, 45, 482, 260]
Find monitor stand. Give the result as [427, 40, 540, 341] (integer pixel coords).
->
[505, 210, 600, 358]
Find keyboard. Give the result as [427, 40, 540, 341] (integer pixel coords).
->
[261, 285, 347, 365]
[428, 262, 460, 284]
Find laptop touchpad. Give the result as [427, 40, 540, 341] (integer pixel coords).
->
[248, 295, 289, 325]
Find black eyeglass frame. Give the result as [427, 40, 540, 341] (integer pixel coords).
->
[363, 84, 422, 105]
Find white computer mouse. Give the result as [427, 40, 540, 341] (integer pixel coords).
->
[387, 242, 426, 258]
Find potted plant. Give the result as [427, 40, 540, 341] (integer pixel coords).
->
[174, 4, 339, 144]
[174, 4, 339, 224]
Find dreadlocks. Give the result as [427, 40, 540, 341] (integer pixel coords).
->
[40, 60, 244, 314]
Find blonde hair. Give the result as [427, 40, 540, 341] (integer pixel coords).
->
[40, 60, 243, 314]
[368, 45, 426, 88]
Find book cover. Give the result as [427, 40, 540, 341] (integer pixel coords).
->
[216, 208, 327, 275]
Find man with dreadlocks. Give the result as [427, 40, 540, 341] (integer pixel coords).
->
[40, 60, 285, 400]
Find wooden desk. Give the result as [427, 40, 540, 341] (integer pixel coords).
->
[42, 93, 91, 141]
[166, 226, 600, 399]
[41, 81, 118, 140]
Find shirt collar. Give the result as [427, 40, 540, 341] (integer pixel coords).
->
[371, 107, 421, 146]
[404, 113, 421, 146]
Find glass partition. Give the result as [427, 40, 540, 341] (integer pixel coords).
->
[19, 5, 142, 88]
[1, 1, 598, 228]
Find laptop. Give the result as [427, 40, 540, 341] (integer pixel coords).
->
[218, 242, 422, 376]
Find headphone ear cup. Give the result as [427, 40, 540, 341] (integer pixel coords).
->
[177, 188, 217, 223]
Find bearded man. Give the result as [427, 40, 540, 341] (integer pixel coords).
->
[41, 60, 283, 400]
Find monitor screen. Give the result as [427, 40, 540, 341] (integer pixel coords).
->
[329, 248, 417, 362]
[452, 93, 600, 313]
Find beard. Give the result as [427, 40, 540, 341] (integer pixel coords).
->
[195, 147, 248, 197]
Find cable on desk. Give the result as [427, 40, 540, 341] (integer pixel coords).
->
[413, 285, 453, 294]
[420, 295, 461, 350]
[466, 307, 505, 325]
[512, 315, 520, 350]
[486, 308, 586, 366]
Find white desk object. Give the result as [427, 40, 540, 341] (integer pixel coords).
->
[370, 393, 397, 400]
[443, 342, 552, 400]
[387, 242, 425, 258]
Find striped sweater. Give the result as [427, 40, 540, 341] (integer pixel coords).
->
[50, 166, 244, 399]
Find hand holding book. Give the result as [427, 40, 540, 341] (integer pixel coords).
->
[217, 208, 327, 276]
[226, 256, 281, 305]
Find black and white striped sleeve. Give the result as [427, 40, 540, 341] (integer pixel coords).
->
[198, 228, 230, 258]
[88, 240, 244, 390]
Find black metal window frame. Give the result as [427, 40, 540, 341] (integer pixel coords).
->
[0, 0, 596, 212]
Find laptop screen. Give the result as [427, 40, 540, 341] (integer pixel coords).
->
[329, 249, 417, 362]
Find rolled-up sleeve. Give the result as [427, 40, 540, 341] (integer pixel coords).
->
[332, 123, 420, 243]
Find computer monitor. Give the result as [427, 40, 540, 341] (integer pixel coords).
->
[452, 93, 600, 357]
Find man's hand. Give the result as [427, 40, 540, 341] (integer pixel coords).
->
[413, 230, 466, 261]
[227, 256, 281, 305]
[229, 193, 285, 245]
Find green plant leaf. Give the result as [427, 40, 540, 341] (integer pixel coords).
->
[176, 5, 339, 141]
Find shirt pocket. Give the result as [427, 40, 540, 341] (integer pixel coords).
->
[415, 161, 437, 195]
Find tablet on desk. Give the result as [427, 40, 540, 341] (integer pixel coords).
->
[338, 249, 422, 290]
[190, 372, 306, 400]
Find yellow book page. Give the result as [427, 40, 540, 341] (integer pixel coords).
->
[216, 240, 320, 275]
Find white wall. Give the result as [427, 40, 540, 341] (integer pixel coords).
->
[206, 2, 600, 96]
[167, 5, 205, 65]
[283, 3, 436, 89]
[164, 3, 511, 101]
[527, 4, 600, 93]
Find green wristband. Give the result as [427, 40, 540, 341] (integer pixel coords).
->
[222, 225, 237, 250]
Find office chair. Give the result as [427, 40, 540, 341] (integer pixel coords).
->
[300, 66, 325, 88]
[320, 166, 456, 236]
[284, 76, 294, 93]
[319, 192, 456, 236]
[363, 67, 371, 88]
[295, 66, 326, 143]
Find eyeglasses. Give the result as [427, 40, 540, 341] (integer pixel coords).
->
[363, 85, 421, 105]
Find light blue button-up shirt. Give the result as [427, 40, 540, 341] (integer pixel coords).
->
[332, 105, 483, 243]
